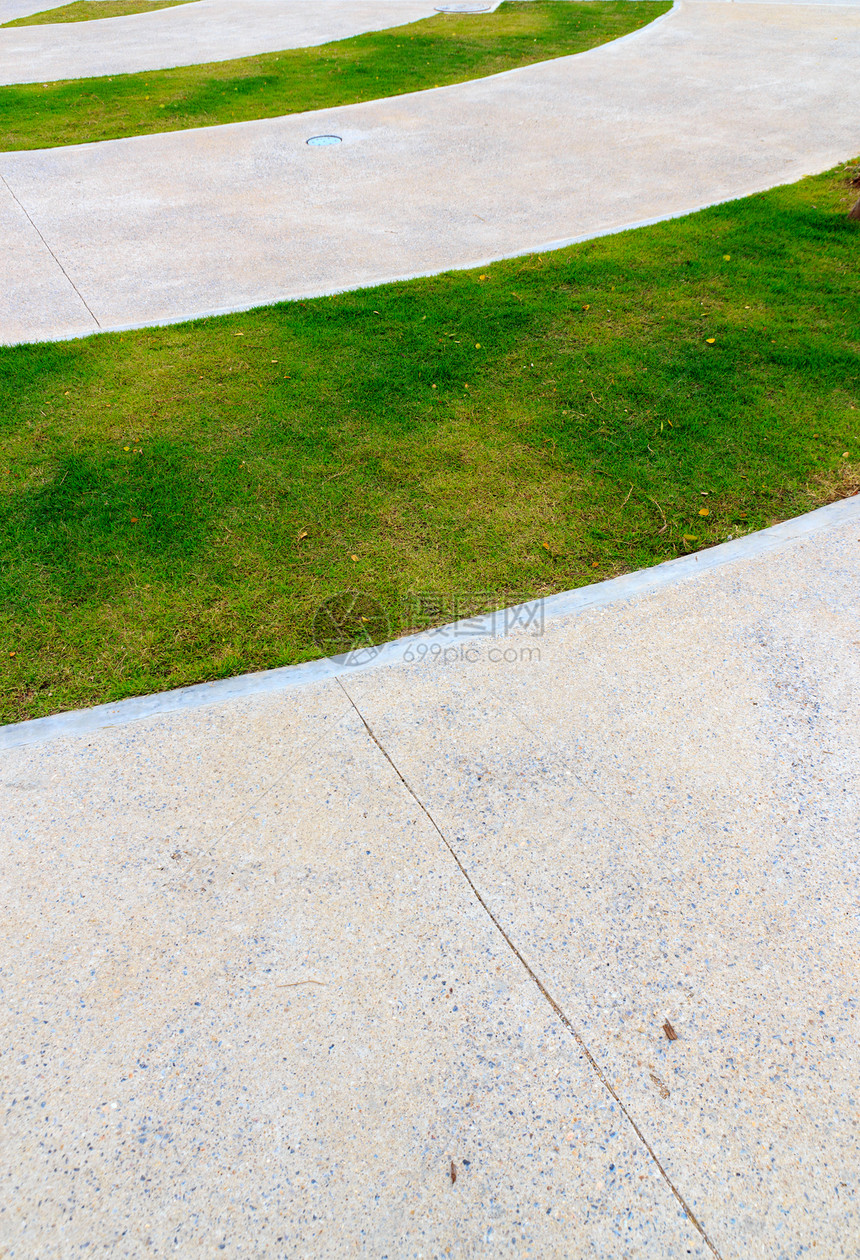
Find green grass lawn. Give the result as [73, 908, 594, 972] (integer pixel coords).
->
[0, 0, 669, 150]
[2, 0, 194, 28]
[1, 160, 858, 724]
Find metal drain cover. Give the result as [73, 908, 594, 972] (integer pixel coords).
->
[307, 134, 342, 147]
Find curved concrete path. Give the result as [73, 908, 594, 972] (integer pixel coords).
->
[0, 0, 73, 23]
[1, 0, 859, 345]
[3, 496, 859, 1257]
[0, 0, 448, 85]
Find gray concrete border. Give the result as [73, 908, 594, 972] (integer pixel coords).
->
[3, 494, 857, 750]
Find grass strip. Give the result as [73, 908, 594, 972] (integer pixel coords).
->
[1, 160, 858, 724]
[0, 1, 668, 150]
[2, 0, 194, 28]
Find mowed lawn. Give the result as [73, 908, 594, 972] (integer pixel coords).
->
[0, 1, 668, 150]
[1, 161, 858, 724]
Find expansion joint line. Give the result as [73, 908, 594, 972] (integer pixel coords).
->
[0, 172, 101, 328]
[337, 677, 722, 1260]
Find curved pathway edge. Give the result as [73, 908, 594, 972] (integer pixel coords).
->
[4, 493, 858, 749]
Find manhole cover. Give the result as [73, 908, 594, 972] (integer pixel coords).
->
[307, 134, 342, 147]
[312, 591, 390, 664]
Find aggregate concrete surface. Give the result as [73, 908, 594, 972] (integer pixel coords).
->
[2, 499, 859, 1257]
[1, 0, 859, 344]
[0, 0, 444, 84]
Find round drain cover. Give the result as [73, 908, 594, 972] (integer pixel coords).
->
[307, 134, 342, 147]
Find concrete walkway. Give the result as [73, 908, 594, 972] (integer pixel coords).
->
[0, 0, 445, 85]
[3, 497, 859, 1257]
[2, 0, 859, 345]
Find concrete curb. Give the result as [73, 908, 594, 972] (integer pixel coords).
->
[3, 494, 858, 750]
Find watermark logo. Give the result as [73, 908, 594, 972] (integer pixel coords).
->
[408, 592, 545, 640]
[312, 590, 545, 667]
[402, 642, 542, 666]
[311, 591, 390, 666]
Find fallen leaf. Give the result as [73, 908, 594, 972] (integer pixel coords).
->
[843, 451, 850, 458]
[234, 332, 244, 336]
[723, 254, 731, 261]
[591, 561, 599, 568]
[9, 651, 16, 657]
[479, 274, 488, 280]
[542, 541, 551, 551]
[123, 446, 130, 451]
[130, 517, 139, 524]
[582, 305, 590, 311]
[650, 1072, 670, 1099]
[298, 528, 309, 541]
[662, 1021, 678, 1041]
[350, 554, 359, 562]
[475, 343, 481, 349]
[706, 338, 716, 344]
[698, 507, 710, 516]
[683, 534, 698, 542]
[450, 1161, 457, 1185]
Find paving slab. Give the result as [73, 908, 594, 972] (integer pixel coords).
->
[0, 170, 98, 340]
[0, 683, 707, 1256]
[0, 0, 445, 85]
[2, 497, 859, 1256]
[342, 507, 860, 1258]
[1, 0, 859, 344]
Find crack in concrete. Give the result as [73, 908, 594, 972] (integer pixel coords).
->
[0, 170, 101, 328]
[337, 674, 723, 1259]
